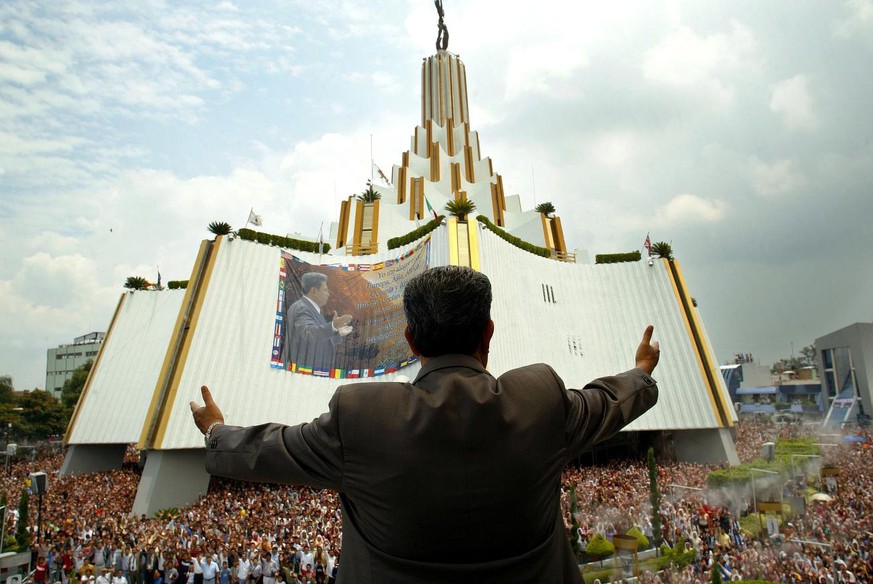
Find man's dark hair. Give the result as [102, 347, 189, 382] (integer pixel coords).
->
[403, 265, 492, 357]
[301, 272, 327, 294]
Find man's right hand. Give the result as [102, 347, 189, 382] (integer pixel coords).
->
[635, 325, 660, 376]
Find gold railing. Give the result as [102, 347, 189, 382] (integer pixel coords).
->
[552, 251, 576, 263]
[346, 243, 379, 256]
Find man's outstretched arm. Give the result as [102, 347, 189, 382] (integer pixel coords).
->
[562, 325, 660, 458]
[190, 386, 344, 490]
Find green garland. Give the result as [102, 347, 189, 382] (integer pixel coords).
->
[595, 251, 642, 264]
[237, 228, 331, 253]
[476, 215, 551, 258]
[387, 215, 445, 250]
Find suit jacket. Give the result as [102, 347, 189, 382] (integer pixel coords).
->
[206, 355, 658, 584]
[282, 296, 341, 371]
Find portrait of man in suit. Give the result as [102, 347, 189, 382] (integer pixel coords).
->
[282, 271, 353, 372]
[193, 265, 660, 583]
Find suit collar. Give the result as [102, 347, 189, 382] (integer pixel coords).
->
[412, 354, 488, 384]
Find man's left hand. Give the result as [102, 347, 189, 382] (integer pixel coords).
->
[189, 385, 225, 434]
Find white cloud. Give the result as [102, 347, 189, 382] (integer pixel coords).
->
[653, 194, 727, 225]
[588, 131, 640, 169]
[770, 75, 818, 131]
[833, 0, 873, 38]
[751, 159, 807, 196]
[504, 41, 589, 100]
[10, 252, 101, 309]
[642, 22, 757, 108]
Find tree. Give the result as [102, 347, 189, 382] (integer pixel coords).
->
[0, 375, 14, 403]
[534, 201, 556, 217]
[357, 184, 381, 203]
[15, 489, 29, 551]
[651, 241, 673, 260]
[444, 198, 476, 222]
[207, 221, 233, 236]
[772, 344, 816, 374]
[568, 485, 581, 558]
[648, 447, 663, 549]
[124, 276, 150, 291]
[711, 565, 723, 584]
[585, 532, 615, 563]
[627, 525, 650, 550]
[800, 344, 816, 366]
[61, 360, 92, 411]
[17, 390, 68, 439]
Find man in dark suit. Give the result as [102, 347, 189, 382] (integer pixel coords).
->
[191, 265, 660, 583]
[282, 272, 352, 372]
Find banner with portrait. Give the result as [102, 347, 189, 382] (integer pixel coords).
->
[271, 238, 431, 378]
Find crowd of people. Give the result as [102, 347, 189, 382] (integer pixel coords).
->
[2, 419, 870, 583]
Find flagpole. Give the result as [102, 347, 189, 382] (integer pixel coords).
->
[244, 206, 253, 228]
[317, 222, 324, 258]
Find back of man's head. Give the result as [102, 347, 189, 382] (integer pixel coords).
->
[403, 265, 492, 357]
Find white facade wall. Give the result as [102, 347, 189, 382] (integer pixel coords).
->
[478, 229, 733, 431]
[67, 290, 185, 444]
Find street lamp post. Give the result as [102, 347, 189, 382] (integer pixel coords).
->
[750, 468, 783, 536]
[749, 468, 783, 514]
[789, 454, 821, 480]
[667, 484, 703, 501]
[0, 504, 6, 554]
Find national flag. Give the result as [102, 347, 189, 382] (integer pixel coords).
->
[313, 369, 330, 377]
[372, 261, 385, 271]
[248, 210, 263, 226]
[347, 369, 360, 379]
[357, 264, 371, 271]
[372, 162, 392, 185]
[424, 196, 438, 221]
[374, 366, 386, 376]
[644, 233, 652, 256]
[298, 365, 312, 375]
[385, 364, 397, 374]
[289, 363, 299, 373]
[330, 369, 345, 379]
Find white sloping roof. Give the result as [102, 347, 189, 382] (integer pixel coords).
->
[66, 289, 185, 444]
[68, 224, 731, 449]
[478, 229, 731, 431]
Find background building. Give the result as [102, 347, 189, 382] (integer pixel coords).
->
[816, 322, 873, 427]
[45, 332, 104, 398]
[721, 354, 822, 418]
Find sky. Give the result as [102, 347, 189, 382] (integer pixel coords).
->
[1, 0, 872, 391]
